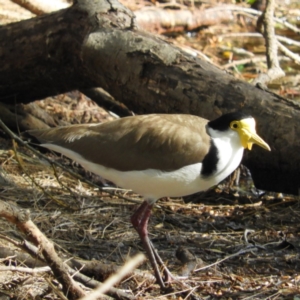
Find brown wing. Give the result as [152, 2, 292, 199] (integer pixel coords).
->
[28, 114, 211, 172]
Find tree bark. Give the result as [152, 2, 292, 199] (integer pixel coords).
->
[134, 6, 235, 34]
[0, 0, 299, 194]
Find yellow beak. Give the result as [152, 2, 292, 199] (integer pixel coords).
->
[236, 119, 271, 151]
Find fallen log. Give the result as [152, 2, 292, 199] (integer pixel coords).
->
[0, 0, 299, 194]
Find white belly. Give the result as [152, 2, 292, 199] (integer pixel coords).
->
[80, 161, 210, 200]
[42, 142, 243, 201]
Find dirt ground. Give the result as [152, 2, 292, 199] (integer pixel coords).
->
[1, 0, 300, 299]
[0, 95, 299, 299]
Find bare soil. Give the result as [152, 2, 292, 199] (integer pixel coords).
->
[0, 95, 299, 299]
[0, 0, 300, 299]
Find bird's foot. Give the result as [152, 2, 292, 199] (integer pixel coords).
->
[131, 200, 180, 290]
[149, 239, 177, 283]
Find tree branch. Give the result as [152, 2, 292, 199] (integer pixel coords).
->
[253, 0, 285, 86]
[0, 200, 85, 299]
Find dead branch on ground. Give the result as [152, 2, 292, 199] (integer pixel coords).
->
[11, 0, 70, 15]
[0, 200, 85, 299]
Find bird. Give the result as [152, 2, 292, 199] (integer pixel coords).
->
[28, 111, 270, 288]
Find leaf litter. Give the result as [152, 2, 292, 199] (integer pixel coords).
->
[0, 0, 300, 298]
[0, 98, 299, 299]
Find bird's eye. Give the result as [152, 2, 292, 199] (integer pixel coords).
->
[230, 121, 239, 129]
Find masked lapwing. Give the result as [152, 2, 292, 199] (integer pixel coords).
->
[28, 111, 270, 288]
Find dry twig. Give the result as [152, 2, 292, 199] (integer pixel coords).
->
[0, 243, 137, 300]
[11, 0, 69, 15]
[79, 253, 145, 300]
[0, 200, 85, 299]
[253, 0, 285, 86]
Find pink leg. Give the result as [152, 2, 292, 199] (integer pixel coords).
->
[131, 200, 175, 289]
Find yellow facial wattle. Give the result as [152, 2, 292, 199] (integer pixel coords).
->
[230, 118, 271, 151]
